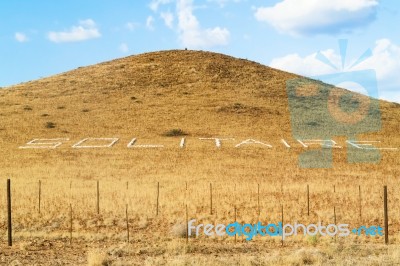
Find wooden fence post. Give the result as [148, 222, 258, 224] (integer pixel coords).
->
[7, 179, 12, 246]
[126, 204, 130, 243]
[257, 183, 260, 218]
[96, 180, 100, 214]
[38, 180, 41, 214]
[359, 185, 362, 222]
[333, 206, 337, 242]
[384, 186, 388, 245]
[156, 182, 160, 216]
[234, 206, 237, 244]
[307, 184, 310, 216]
[281, 205, 284, 246]
[186, 204, 189, 244]
[210, 183, 213, 215]
[70, 203, 73, 245]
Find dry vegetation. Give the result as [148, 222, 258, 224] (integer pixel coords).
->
[0, 50, 400, 265]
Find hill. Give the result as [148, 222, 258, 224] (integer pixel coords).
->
[1, 50, 399, 147]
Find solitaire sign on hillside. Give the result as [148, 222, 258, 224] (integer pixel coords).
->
[19, 137, 398, 151]
[15, 40, 400, 170]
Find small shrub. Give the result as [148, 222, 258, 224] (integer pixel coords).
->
[306, 121, 319, 127]
[233, 102, 243, 109]
[41, 113, 49, 117]
[170, 222, 187, 238]
[163, 129, 188, 137]
[307, 235, 320, 246]
[45, 122, 56, 129]
[82, 109, 90, 112]
[87, 250, 111, 266]
[23, 106, 32, 111]
[217, 103, 262, 115]
[57, 106, 65, 110]
[8, 260, 22, 266]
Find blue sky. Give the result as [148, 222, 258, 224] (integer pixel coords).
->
[1, 0, 399, 102]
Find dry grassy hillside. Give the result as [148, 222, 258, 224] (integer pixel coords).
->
[1, 50, 400, 265]
[0, 50, 295, 140]
[1, 49, 399, 149]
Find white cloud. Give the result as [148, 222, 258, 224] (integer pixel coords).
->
[207, 0, 243, 8]
[160, 11, 174, 28]
[146, 16, 155, 30]
[354, 39, 400, 93]
[269, 39, 400, 103]
[119, 43, 129, 53]
[149, 0, 172, 12]
[177, 0, 230, 48]
[270, 50, 338, 76]
[255, 0, 379, 36]
[48, 19, 101, 43]
[15, 32, 28, 42]
[125, 22, 138, 31]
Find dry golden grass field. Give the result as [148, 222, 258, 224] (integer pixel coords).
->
[1, 50, 400, 265]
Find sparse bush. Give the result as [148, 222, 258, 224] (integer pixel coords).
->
[57, 106, 65, 109]
[82, 109, 90, 112]
[233, 102, 243, 109]
[306, 121, 319, 127]
[307, 235, 320, 246]
[218, 103, 262, 115]
[23, 106, 32, 111]
[108, 244, 129, 257]
[45, 122, 56, 129]
[163, 128, 188, 137]
[41, 113, 49, 117]
[8, 260, 22, 266]
[290, 248, 323, 265]
[87, 250, 111, 266]
[138, 217, 148, 229]
[170, 222, 187, 238]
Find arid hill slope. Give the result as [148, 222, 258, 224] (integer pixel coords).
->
[1, 50, 399, 143]
[0, 49, 399, 174]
